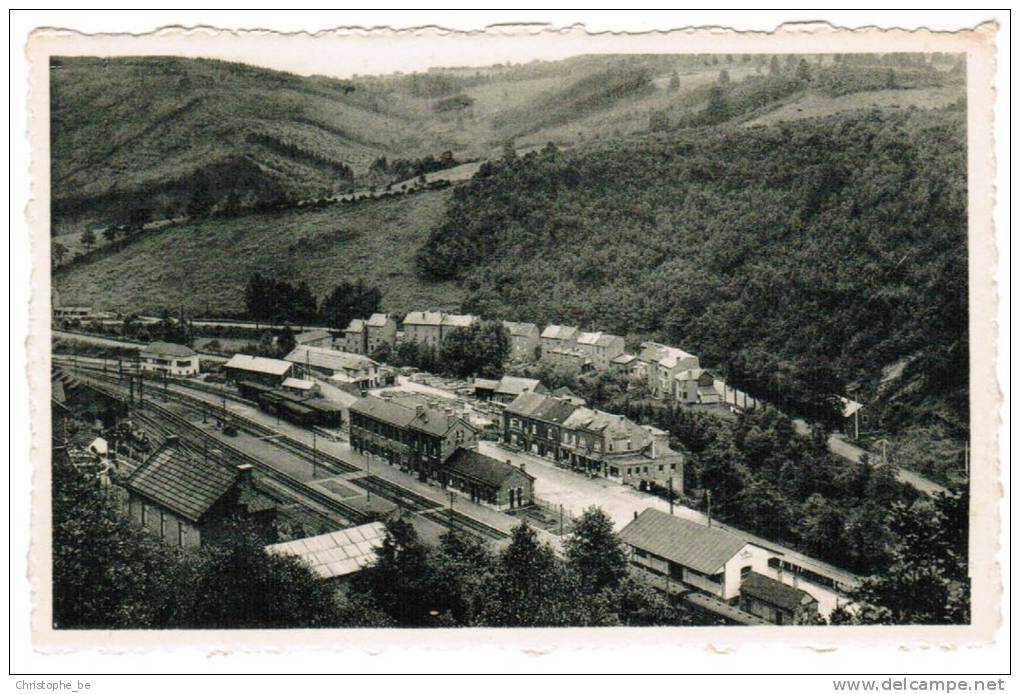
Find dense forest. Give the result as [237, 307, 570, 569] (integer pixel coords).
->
[416, 106, 968, 451]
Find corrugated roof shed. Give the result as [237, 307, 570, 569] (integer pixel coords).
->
[741, 572, 816, 611]
[619, 508, 748, 574]
[224, 354, 293, 376]
[285, 346, 377, 374]
[126, 442, 239, 523]
[266, 521, 386, 580]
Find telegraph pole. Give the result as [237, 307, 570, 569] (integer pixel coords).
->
[668, 477, 674, 515]
[448, 491, 455, 528]
[706, 490, 712, 527]
[559, 503, 564, 535]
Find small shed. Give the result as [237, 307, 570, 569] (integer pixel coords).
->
[739, 571, 819, 625]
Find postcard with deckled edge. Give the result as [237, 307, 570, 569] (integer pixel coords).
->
[25, 22, 999, 656]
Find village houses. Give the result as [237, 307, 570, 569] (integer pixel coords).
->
[637, 341, 701, 399]
[502, 391, 684, 493]
[502, 321, 540, 362]
[339, 313, 397, 355]
[401, 311, 479, 347]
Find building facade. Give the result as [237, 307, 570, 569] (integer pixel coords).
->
[672, 368, 720, 404]
[441, 447, 535, 510]
[284, 345, 380, 388]
[637, 341, 701, 398]
[502, 391, 578, 461]
[139, 341, 200, 377]
[619, 509, 774, 602]
[349, 395, 477, 480]
[575, 332, 626, 371]
[222, 354, 293, 387]
[340, 314, 397, 355]
[539, 324, 580, 357]
[738, 572, 820, 625]
[124, 440, 276, 548]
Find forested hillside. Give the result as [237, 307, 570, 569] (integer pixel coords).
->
[416, 106, 969, 445]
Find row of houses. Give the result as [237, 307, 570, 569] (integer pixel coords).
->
[349, 393, 535, 510]
[502, 391, 685, 493]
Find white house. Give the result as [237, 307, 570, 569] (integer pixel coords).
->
[139, 341, 200, 377]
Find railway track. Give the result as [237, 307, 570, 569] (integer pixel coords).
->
[71, 369, 512, 541]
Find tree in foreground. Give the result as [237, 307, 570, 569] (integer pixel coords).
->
[481, 523, 573, 626]
[849, 490, 970, 624]
[564, 507, 629, 596]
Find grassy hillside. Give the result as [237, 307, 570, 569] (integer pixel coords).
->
[415, 106, 969, 463]
[53, 189, 463, 316]
[49, 57, 440, 231]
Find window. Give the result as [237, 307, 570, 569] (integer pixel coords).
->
[643, 466, 649, 474]
[178, 522, 187, 547]
[141, 502, 147, 525]
[159, 512, 166, 538]
[658, 465, 664, 472]
[670, 463, 676, 471]
[741, 566, 752, 579]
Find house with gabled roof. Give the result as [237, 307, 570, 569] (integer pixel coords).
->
[340, 314, 397, 355]
[442, 447, 534, 510]
[539, 324, 580, 356]
[739, 571, 820, 625]
[637, 341, 700, 398]
[401, 310, 446, 346]
[124, 438, 276, 547]
[502, 391, 578, 460]
[575, 331, 626, 371]
[673, 368, 720, 404]
[502, 321, 540, 362]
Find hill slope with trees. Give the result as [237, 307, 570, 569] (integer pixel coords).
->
[415, 106, 969, 458]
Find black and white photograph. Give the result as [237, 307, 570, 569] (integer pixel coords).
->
[12, 11, 1006, 682]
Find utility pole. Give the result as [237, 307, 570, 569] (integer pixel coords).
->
[706, 489, 712, 527]
[559, 503, 564, 535]
[312, 426, 318, 478]
[448, 491, 455, 528]
[668, 477, 674, 515]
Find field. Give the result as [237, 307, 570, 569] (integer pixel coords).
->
[53, 189, 464, 317]
[742, 85, 965, 127]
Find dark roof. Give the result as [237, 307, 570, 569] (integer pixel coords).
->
[495, 376, 543, 396]
[444, 447, 533, 487]
[618, 508, 748, 574]
[741, 572, 817, 612]
[142, 341, 196, 358]
[350, 396, 418, 427]
[126, 442, 239, 523]
[531, 396, 578, 424]
[504, 391, 548, 417]
[473, 378, 500, 391]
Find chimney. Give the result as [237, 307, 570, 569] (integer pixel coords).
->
[518, 462, 526, 473]
[416, 404, 425, 416]
[236, 463, 254, 482]
[633, 511, 639, 520]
